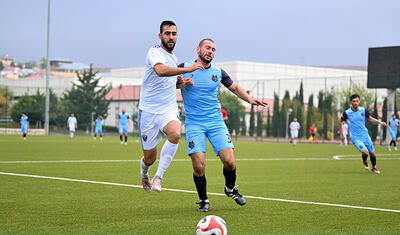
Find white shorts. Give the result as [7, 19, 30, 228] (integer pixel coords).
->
[69, 127, 76, 132]
[290, 130, 298, 138]
[138, 109, 180, 150]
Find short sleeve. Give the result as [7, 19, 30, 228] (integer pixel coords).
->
[221, 69, 233, 88]
[365, 110, 370, 118]
[341, 112, 348, 121]
[177, 63, 184, 68]
[148, 47, 165, 68]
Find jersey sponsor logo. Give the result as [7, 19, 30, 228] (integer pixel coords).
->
[142, 134, 148, 142]
[153, 45, 160, 48]
[211, 75, 218, 82]
[188, 141, 195, 149]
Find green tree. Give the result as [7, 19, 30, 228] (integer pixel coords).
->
[0, 61, 4, 71]
[62, 64, 111, 130]
[306, 94, 314, 138]
[272, 93, 280, 137]
[370, 97, 378, 141]
[40, 57, 47, 69]
[249, 105, 255, 136]
[256, 111, 263, 136]
[266, 107, 271, 137]
[280, 91, 291, 137]
[0, 86, 13, 116]
[219, 91, 245, 136]
[10, 61, 16, 67]
[240, 114, 246, 136]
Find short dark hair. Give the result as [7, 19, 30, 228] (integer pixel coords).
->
[350, 94, 360, 101]
[22, 112, 27, 115]
[198, 38, 215, 47]
[160, 20, 176, 33]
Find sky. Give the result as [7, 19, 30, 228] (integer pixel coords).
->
[1, 0, 399, 68]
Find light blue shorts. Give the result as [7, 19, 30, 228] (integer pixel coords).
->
[21, 126, 27, 133]
[390, 131, 397, 140]
[185, 119, 234, 156]
[119, 126, 128, 134]
[351, 135, 375, 153]
[95, 127, 102, 134]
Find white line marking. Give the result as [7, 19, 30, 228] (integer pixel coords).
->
[332, 153, 400, 160]
[1, 171, 399, 213]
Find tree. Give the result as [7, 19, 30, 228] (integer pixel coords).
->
[272, 93, 280, 137]
[256, 111, 263, 136]
[10, 61, 15, 67]
[370, 97, 378, 141]
[280, 91, 291, 137]
[0, 61, 4, 71]
[382, 97, 387, 141]
[62, 64, 111, 130]
[0, 86, 13, 116]
[40, 57, 47, 69]
[306, 94, 314, 138]
[219, 91, 245, 136]
[240, 114, 246, 136]
[249, 105, 255, 136]
[266, 107, 271, 137]
[299, 81, 304, 105]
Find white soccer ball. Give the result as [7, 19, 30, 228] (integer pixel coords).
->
[196, 215, 228, 235]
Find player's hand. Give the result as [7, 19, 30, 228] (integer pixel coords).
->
[381, 121, 387, 126]
[187, 61, 204, 72]
[177, 77, 194, 88]
[250, 98, 268, 107]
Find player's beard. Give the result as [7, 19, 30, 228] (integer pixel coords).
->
[199, 50, 213, 64]
[161, 38, 175, 52]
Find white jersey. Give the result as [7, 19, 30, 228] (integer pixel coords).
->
[342, 123, 348, 135]
[67, 117, 77, 131]
[139, 45, 179, 114]
[290, 121, 300, 131]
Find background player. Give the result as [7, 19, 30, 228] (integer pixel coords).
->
[388, 114, 399, 151]
[178, 38, 268, 212]
[289, 117, 300, 145]
[20, 112, 29, 141]
[67, 113, 77, 139]
[118, 108, 130, 145]
[138, 20, 203, 193]
[94, 114, 103, 140]
[340, 121, 349, 146]
[339, 94, 386, 174]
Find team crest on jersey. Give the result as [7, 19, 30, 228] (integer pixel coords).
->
[226, 133, 232, 143]
[188, 141, 195, 149]
[142, 135, 148, 142]
[361, 113, 364, 117]
[211, 75, 218, 82]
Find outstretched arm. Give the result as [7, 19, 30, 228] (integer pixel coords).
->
[227, 83, 268, 106]
[368, 116, 386, 126]
[154, 61, 204, 77]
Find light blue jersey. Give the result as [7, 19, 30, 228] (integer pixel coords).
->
[95, 118, 102, 133]
[389, 119, 399, 132]
[119, 113, 129, 127]
[341, 107, 374, 153]
[20, 115, 28, 133]
[179, 61, 234, 155]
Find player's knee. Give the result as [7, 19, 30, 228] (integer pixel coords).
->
[193, 167, 205, 177]
[168, 132, 180, 144]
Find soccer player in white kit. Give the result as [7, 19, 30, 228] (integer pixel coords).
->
[138, 20, 204, 193]
[340, 122, 349, 146]
[289, 117, 300, 145]
[67, 113, 77, 139]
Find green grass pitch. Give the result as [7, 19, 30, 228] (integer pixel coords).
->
[1, 135, 399, 234]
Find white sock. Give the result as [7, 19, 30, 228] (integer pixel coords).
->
[294, 140, 297, 145]
[70, 132, 74, 139]
[344, 139, 348, 146]
[155, 140, 178, 179]
[140, 158, 151, 176]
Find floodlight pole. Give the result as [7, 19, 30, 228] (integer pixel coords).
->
[386, 89, 395, 145]
[44, 0, 51, 135]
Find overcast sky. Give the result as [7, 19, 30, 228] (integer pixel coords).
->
[1, 0, 399, 68]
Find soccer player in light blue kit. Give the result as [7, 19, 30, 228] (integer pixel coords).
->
[20, 112, 29, 141]
[340, 94, 386, 174]
[178, 38, 268, 212]
[94, 114, 103, 140]
[118, 108, 130, 145]
[388, 114, 399, 151]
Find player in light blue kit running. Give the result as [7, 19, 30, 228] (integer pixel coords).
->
[118, 108, 130, 145]
[340, 94, 386, 174]
[178, 38, 268, 212]
[94, 114, 103, 140]
[388, 114, 399, 151]
[20, 112, 29, 141]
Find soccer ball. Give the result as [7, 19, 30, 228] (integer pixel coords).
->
[196, 215, 228, 235]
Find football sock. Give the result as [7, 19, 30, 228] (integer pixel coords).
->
[362, 154, 368, 162]
[23, 133, 26, 138]
[94, 134, 97, 137]
[155, 140, 178, 178]
[370, 156, 376, 167]
[100, 134, 103, 137]
[193, 174, 207, 201]
[120, 135, 123, 141]
[344, 139, 348, 146]
[70, 132, 74, 139]
[124, 135, 128, 143]
[294, 140, 297, 145]
[140, 158, 151, 176]
[394, 141, 397, 146]
[223, 168, 236, 190]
